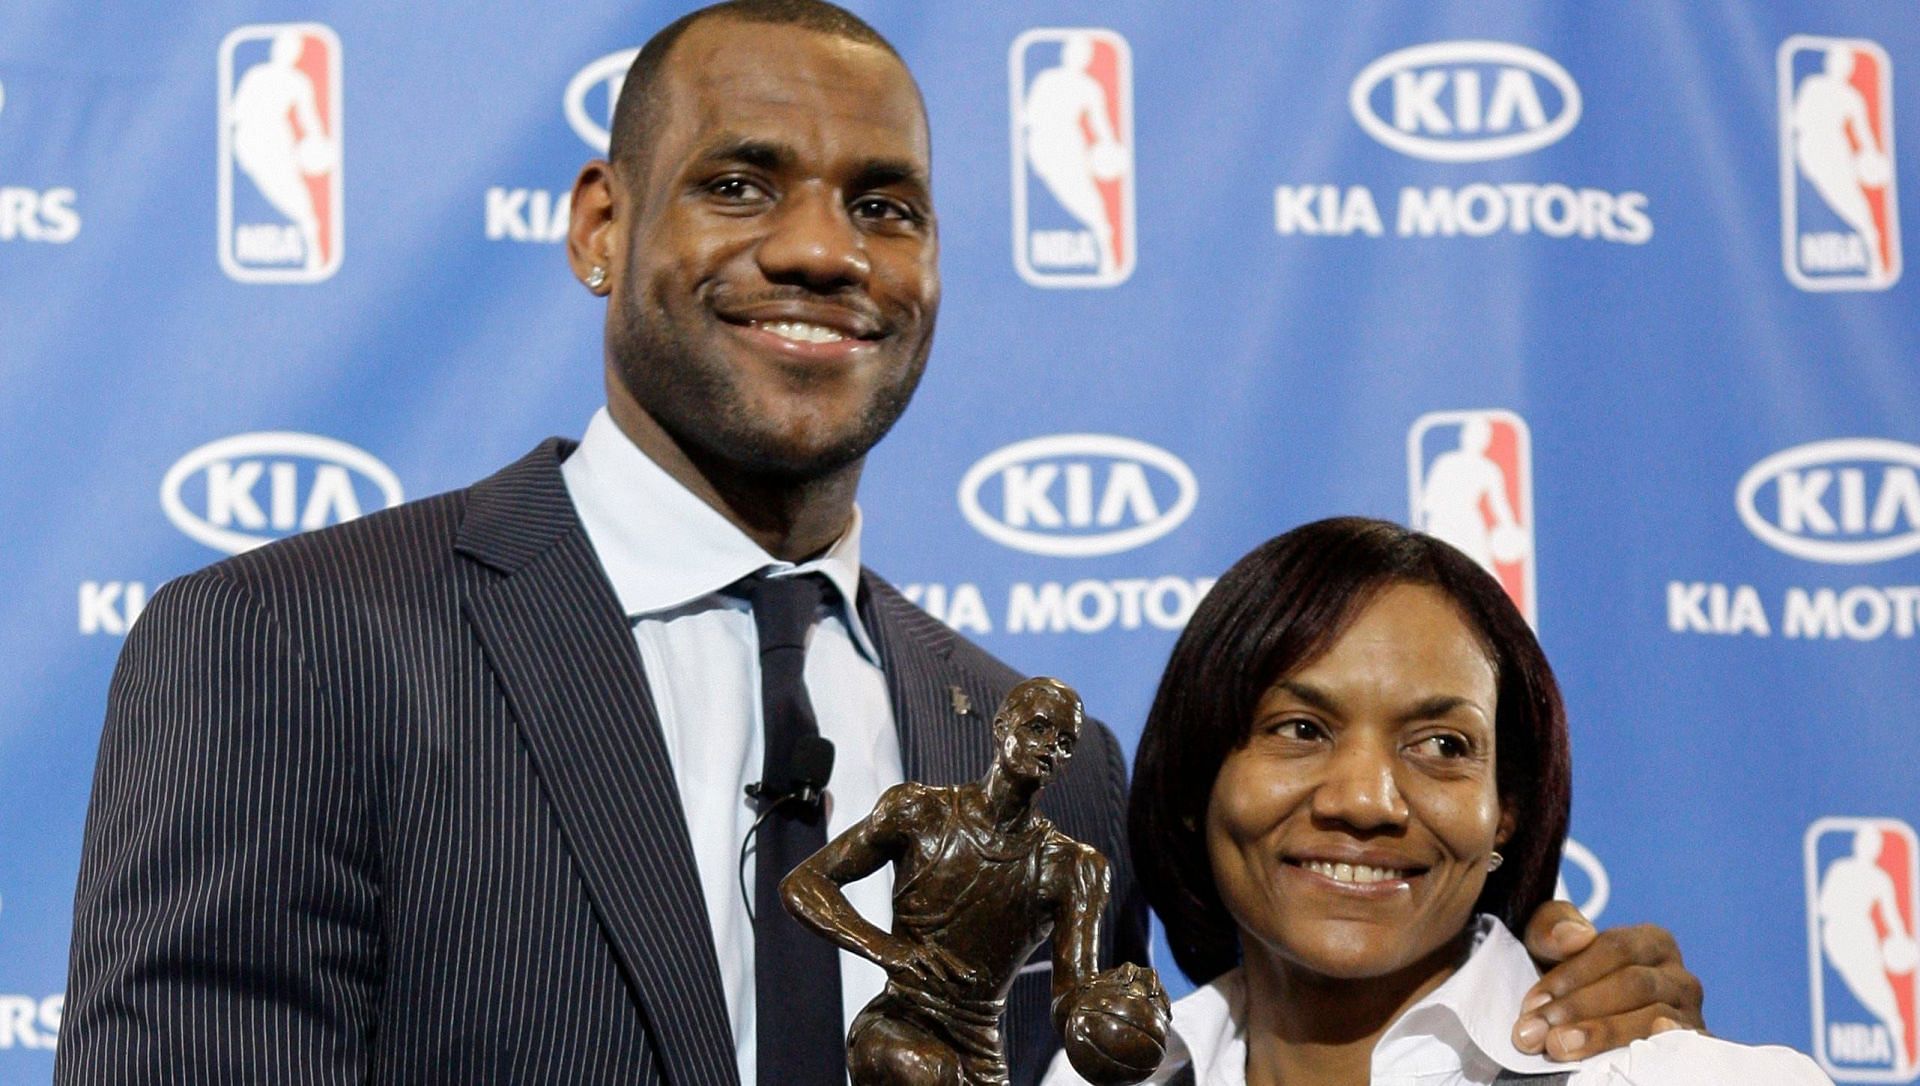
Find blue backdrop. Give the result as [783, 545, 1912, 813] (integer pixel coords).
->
[3, 3, 1917, 1082]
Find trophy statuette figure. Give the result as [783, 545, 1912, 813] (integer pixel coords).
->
[781, 677, 1171, 1085]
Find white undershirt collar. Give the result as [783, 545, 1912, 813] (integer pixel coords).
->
[1374, 916, 1566, 1077]
[1175, 916, 1564, 1083]
[564, 407, 878, 660]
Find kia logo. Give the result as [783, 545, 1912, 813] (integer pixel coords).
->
[564, 49, 638, 154]
[958, 434, 1197, 557]
[161, 432, 404, 555]
[1556, 838, 1610, 922]
[1350, 41, 1581, 163]
[1736, 439, 1920, 564]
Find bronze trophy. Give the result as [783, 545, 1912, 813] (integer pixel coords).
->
[781, 677, 1171, 1085]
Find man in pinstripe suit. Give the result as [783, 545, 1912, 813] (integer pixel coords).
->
[58, 3, 1704, 1083]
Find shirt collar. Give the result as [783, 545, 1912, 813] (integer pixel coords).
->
[1170, 915, 1563, 1083]
[1167, 970, 1248, 1086]
[1374, 915, 1565, 1077]
[560, 407, 879, 662]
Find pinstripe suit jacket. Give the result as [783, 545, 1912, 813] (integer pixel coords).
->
[58, 440, 1148, 1085]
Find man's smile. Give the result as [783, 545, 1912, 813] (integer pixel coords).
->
[712, 298, 891, 360]
[757, 319, 851, 344]
[712, 296, 887, 339]
[724, 318, 879, 362]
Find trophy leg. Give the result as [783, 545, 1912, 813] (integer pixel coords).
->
[848, 1012, 965, 1086]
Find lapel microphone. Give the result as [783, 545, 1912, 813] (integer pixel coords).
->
[740, 735, 836, 922]
[745, 735, 836, 814]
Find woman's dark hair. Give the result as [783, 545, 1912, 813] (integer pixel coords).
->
[1131, 517, 1571, 985]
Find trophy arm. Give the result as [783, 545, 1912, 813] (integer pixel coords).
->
[1048, 843, 1112, 1030]
[780, 784, 919, 970]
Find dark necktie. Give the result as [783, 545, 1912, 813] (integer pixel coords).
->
[741, 571, 846, 1085]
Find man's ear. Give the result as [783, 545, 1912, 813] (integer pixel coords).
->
[567, 159, 623, 292]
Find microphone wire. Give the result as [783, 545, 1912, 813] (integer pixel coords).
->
[738, 795, 801, 925]
[740, 736, 835, 923]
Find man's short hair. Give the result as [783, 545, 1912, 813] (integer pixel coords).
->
[607, 0, 904, 184]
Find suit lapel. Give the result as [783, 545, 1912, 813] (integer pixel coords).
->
[858, 572, 997, 786]
[456, 442, 738, 1086]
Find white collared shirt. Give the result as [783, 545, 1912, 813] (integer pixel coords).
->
[561, 408, 903, 1086]
[1044, 916, 1830, 1085]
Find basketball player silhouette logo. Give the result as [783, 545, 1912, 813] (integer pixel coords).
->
[1408, 409, 1537, 625]
[1780, 36, 1900, 291]
[1808, 817, 1920, 1082]
[1011, 28, 1135, 288]
[219, 23, 342, 283]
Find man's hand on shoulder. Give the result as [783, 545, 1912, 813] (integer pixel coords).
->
[1514, 900, 1706, 1061]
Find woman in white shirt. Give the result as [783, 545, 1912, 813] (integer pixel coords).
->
[1047, 518, 1827, 1085]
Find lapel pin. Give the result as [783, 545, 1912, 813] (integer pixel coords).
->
[949, 685, 973, 717]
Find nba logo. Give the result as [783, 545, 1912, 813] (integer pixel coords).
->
[1010, 28, 1135, 288]
[1408, 410, 1536, 625]
[1807, 817, 1920, 1082]
[1779, 36, 1900, 291]
[218, 23, 342, 283]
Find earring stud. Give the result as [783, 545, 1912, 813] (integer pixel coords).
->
[1487, 851, 1505, 873]
[585, 265, 607, 291]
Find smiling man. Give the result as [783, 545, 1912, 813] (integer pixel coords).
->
[61, 4, 1703, 1085]
[61, 5, 1144, 1084]
[575, 5, 939, 549]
